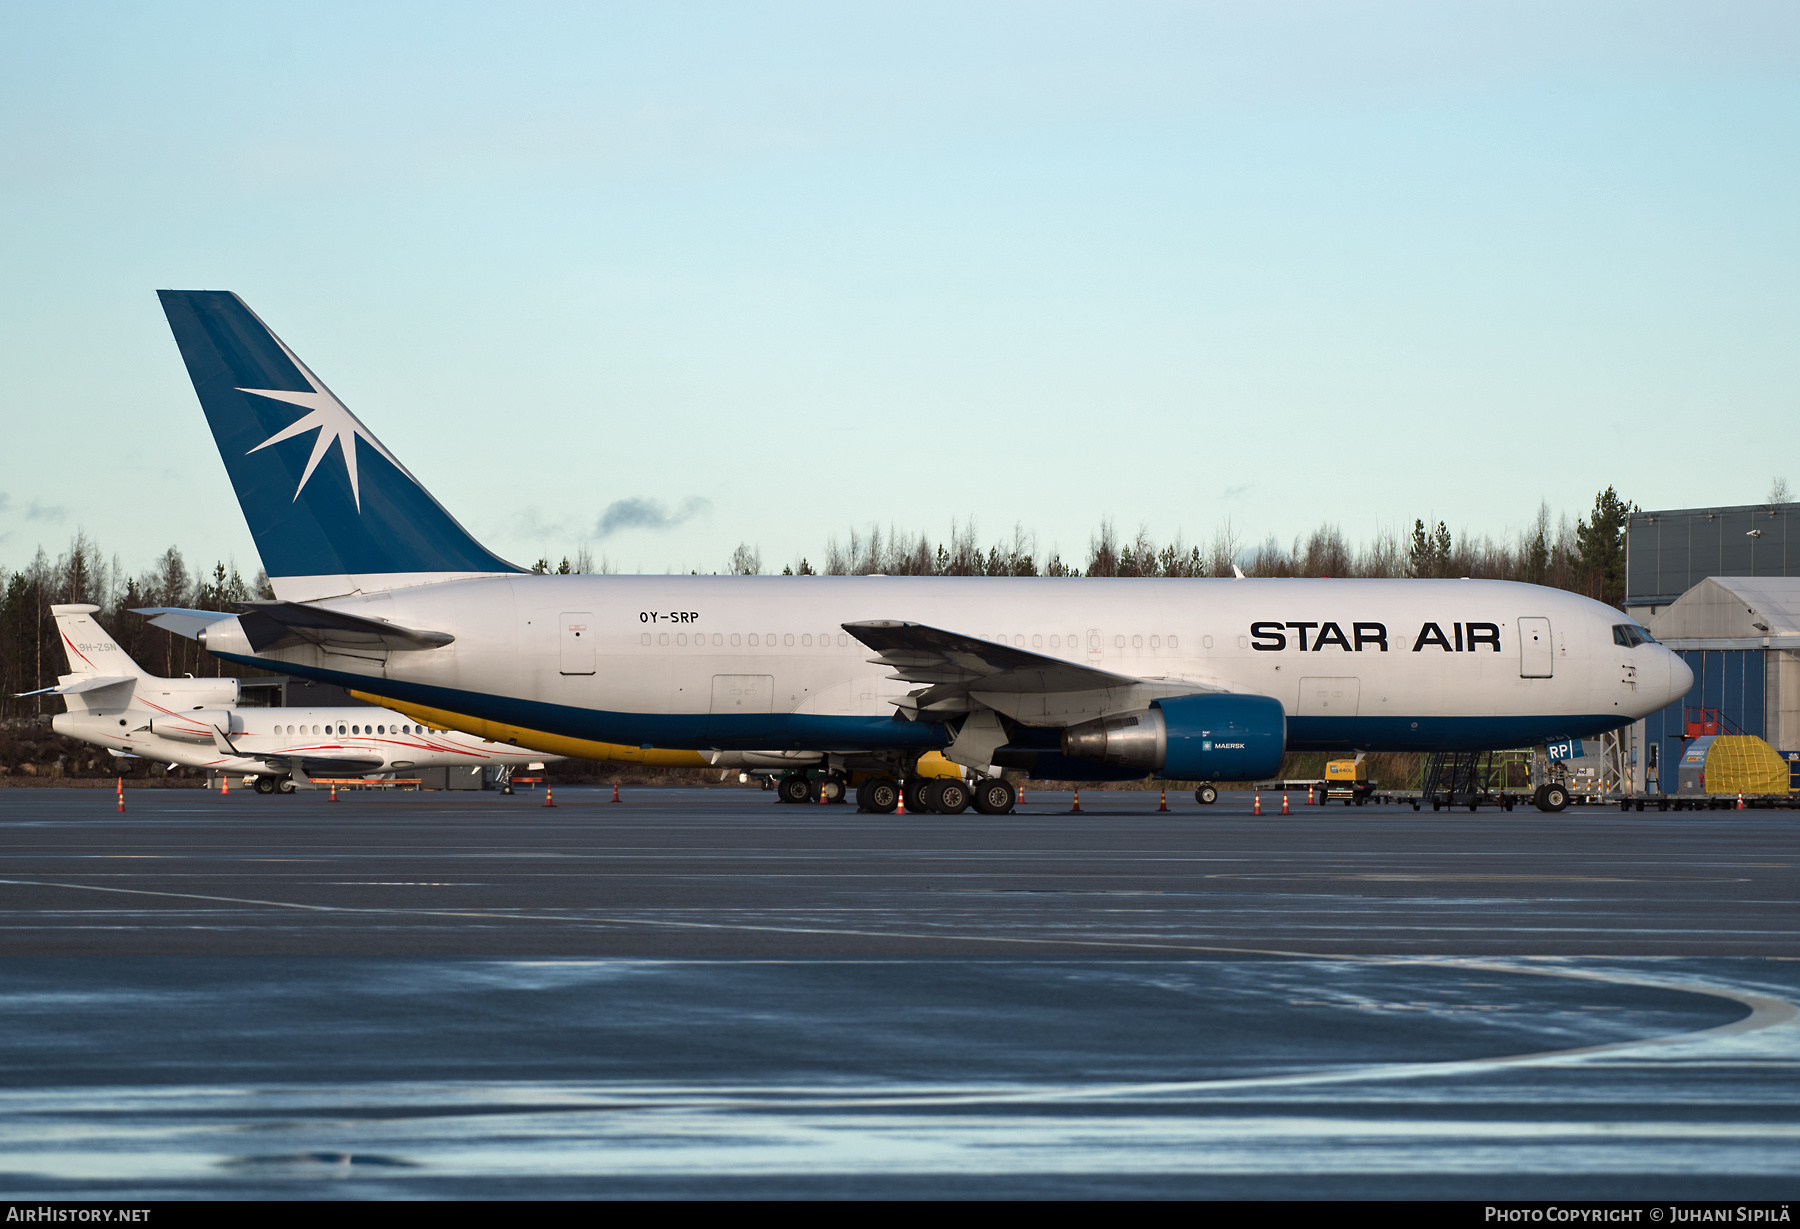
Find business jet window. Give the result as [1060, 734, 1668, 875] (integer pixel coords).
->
[338, 725, 347, 735]
[1613, 624, 1656, 647]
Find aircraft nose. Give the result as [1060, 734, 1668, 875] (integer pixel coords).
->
[1665, 648, 1694, 707]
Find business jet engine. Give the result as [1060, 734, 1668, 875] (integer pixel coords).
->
[1060, 693, 1286, 781]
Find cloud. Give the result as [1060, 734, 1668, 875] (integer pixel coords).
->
[596, 496, 711, 538]
[1221, 484, 1252, 501]
[25, 501, 67, 523]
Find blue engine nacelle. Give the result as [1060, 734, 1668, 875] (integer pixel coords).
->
[1059, 692, 1286, 781]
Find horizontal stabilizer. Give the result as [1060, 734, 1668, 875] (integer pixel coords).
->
[236, 601, 454, 652]
[15, 676, 136, 697]
[133, 607, 233, 640]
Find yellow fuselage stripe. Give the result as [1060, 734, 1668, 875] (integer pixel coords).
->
[348, 691, 711, 768]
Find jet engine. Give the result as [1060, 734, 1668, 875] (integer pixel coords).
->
[146, 710, 236, 742]
[1060, 693, 1285, 781]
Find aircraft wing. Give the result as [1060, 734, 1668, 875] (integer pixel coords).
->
[136, 602, 453, 653]
[843, 620, 1222, 727]
[846, 620, 1140, 691]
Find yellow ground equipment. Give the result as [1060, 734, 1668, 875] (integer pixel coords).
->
[1674, 734, 1791, 797]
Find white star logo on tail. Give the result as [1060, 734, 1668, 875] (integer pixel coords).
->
[237, 333, 412, 512]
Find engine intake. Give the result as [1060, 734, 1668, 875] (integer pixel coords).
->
[1060, 693, 1285, 781]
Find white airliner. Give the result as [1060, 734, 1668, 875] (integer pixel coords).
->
[39, 603, 558, 793]
[141, 290, 1692, 813]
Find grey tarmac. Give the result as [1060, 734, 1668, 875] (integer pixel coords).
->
[0, 786, 1796, 1199]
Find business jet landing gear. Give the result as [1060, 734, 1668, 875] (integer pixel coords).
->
[971, 778, 1016, 815]
[254, 776, 277, 795]
[856, 776, 900, 813]
[276, 776, 297, 794]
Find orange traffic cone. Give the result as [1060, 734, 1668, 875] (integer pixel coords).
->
[896, 784, 907, 815]
[1737, 792, 1745, 811]
[220, 774, 230, 797]
[116, 775, 124, 814]
[1017, 780, 1025, 805]
[818, 781, 828, 804]
[1281, 790, 1291, 815]
[1157, 787, 1169, 812]
[1069, 789, 1083, 813]
[544, 784, 556, 808]
[611, 782, 622, 804]
[1252, 790, 1262, 816]
[329, 782, 338, 803]
[1307, 783, 1315, 805]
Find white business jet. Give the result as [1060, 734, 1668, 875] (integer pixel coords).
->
[37, 603, 557, 793]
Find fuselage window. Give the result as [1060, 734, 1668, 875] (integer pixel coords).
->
[784, 633, 795, 647]
[802, 634, 812, 646]
[677, 633, 687, 646]
[1033, 634, 1043, 648]
[766, 631, 776, 645]
[837, 634, 848, 647]
[338, 724, 347, 735]
[1132, 635, 1143, 649]
[1150, 635, 1160, 649]
[748, 634, 758, 646]
[640, 632, 651, 646]
[1114, 635, 1125, 648]
[659, 632, 669, 646]
[1050, 635, 1060, 648]
[729, 633, 740, 646]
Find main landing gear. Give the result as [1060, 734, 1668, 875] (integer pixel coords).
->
[253, 775, 298, 795]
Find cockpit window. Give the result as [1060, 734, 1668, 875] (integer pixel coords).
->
[1613, 624, 1655, 647]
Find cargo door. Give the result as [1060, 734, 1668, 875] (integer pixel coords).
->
[1298, 676, 1359, 717]
[708, 674, 775, 739]
[559, 612, 595, 675]
[1519, 617, 1553, 678]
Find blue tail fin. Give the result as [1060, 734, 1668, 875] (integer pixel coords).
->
[157, 291, 520, 596]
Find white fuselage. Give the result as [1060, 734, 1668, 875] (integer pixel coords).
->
[197, 574, 1693, 758]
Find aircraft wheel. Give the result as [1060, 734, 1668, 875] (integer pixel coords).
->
[760, 776, 775, 791]
[857, 776, 900, 814]
[778, 775, 813, 805]
[277, 776, 297, 794]
[1539, 784, 1570, 813]
[819, 777, 845, 804]
[903, 777, 933, 814]
[254, 776, 277, 795]
[1195, 785, 1218, 805]
[971, 778, 1016, 815]
[934, 779, 971, 815]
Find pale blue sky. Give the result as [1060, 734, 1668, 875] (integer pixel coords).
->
[2, 2, 1796, 577]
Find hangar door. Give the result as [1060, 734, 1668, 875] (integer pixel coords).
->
[560, 612, 595, 675]
[1519, 617, 1553, 678]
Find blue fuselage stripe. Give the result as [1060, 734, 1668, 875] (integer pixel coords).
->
[217, 653, 1631, 759]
